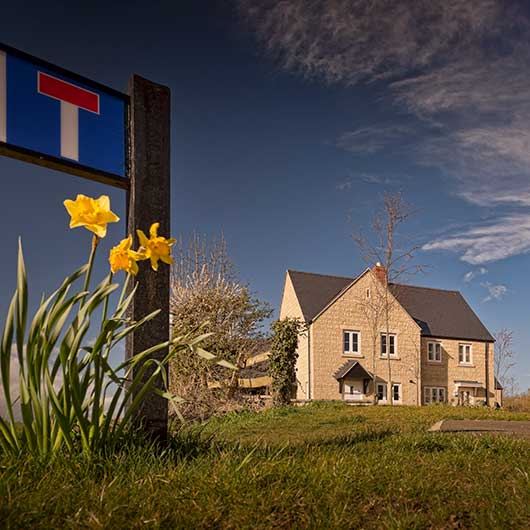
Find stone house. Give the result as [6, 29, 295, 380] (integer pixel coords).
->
[279, 265, 498, 406]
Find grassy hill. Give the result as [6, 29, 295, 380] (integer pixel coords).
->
[1, 403, 529, 529]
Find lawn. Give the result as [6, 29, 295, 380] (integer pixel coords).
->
[1, 403, 529, 529]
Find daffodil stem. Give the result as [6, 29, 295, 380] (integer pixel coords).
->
[83, 235, 99, 294]
[118, 273, 131, 309]
[102, 272, 113, 324]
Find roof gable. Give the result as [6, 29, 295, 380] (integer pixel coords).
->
[333, 360, 372, 380]
[285, 269, 493, 343]
[287, 270, 353, 322]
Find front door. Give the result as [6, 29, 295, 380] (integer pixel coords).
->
[458, 390, 471, 406]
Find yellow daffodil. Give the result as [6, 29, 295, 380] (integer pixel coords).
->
[64, 194, 119, 238]
[136, 222, 176, 271]
[109, 236, 145, 275]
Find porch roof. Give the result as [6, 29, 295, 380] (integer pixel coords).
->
[333, 360, 372, 381]
[454, 380, 483, 388]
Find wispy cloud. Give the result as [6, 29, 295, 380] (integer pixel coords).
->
[240, 0, 530, 264]
[238, 0, 502, 85]
[336, 172, 396, 190]
[423, 214, 530, 264]
[482, 282, 508, 302]
[336, 126, 412, 155]
[463, 267, 487, 283]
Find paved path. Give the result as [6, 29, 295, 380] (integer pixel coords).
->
[430, 419, 530, 438]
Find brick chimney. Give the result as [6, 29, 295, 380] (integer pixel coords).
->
[373, 262, 387, 285]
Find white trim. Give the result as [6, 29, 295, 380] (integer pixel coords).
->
[392, 383, 402, 403]
[343, 329, 361, 356]
[454, 381, 482, 389]
[424, 386, 446, 404]
[380, 333, 398, 358]
[376, 383, 387, 402]
[0, 51, 6, 143]
[458, 343, 472, 365]
[427, 341, 442, 363]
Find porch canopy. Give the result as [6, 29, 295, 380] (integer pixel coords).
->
[454, 380, 482, 388]
[334, 360, 372, 381]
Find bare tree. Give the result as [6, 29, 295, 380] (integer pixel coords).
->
[355, 282, 384, 404]
[353, 193, 423, 405]
[169, 234, 272, 418]
[493, 328, 518, 397]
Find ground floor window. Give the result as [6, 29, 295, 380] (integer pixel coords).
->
[392, 383, 402, 403]
[376, 383, 387, 401]
[424, 387, 446, 404]
[376, 383, 401, 402]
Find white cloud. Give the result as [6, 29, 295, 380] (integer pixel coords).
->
[463, 267, 487, 282]
[336, 179, 352, 191]
[482, 282, 508, 302]
[240, 1, 530, 264]
[423, 214, 530, 264]
[238, 0, 502, 85]
[336, 126, 413, 155]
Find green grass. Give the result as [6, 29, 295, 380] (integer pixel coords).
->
[1, 403, 529, 529]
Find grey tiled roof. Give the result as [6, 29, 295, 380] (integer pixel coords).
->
[287, 270, 353, 321]
[287, 270, 494, 343]
[389, 283, 494, 342]
[333, 360, 372, 380]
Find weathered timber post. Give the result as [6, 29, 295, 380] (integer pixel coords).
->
[126, 75, 171, 440]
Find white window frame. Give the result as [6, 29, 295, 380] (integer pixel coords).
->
[380, 333, 397, 358]
[424, 386, 447, 404]
[458, 343, 472, 365]
[376, 383, 387, 402]
[392, 383, 402, 403]
[343, 330, 361, 356]
[427, 341, 442, 363]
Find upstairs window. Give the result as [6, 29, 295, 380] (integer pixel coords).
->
[428, 342, 442, 362]
[459, 343, 472, 364]
[343, 330, 360, 355]
[381, 333, 397, 357]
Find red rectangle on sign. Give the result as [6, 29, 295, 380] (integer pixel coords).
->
[38, 72, 99, 114]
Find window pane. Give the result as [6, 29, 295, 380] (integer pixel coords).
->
[459, 345, 463, 362]
[390, 336, 395, 355]
[343, 332, 349, 352]
[352, 333, 358, 352]
[435, 343, 441, 361]
[381, 335, 386, 354]
[439, 388, 445, 402]
[428, 343, 433, 360]
[393, 385, 400, 401]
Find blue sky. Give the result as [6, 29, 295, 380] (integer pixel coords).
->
[0, 0, 529, 391]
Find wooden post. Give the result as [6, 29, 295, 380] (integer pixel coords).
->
[126, 75, 171, 441]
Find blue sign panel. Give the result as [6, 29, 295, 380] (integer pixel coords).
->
[0, 43, 128, 188]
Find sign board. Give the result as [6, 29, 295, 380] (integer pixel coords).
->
[0, 43, 128, 189]
[0, 43, 171, 440]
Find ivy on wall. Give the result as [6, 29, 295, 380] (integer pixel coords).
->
[269, 317, 303, 406]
